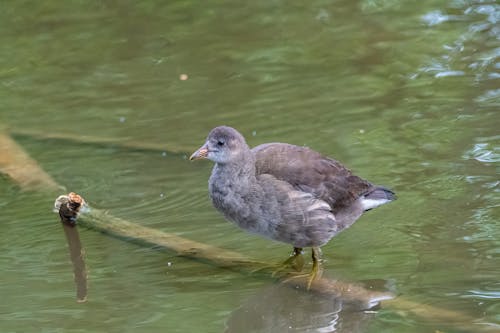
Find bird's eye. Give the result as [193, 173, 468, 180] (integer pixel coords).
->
[217, 140, 225, 146]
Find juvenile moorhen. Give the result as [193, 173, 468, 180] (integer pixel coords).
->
[190, 126, 395, 286]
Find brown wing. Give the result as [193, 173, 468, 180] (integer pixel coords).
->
[252, 143, 375, 211]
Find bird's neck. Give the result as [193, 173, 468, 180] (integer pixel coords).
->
[208, 153, 258, 226]
[210, 152, 256, 194]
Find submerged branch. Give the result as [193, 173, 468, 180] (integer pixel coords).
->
[10, 128, 190, 154]
[54, 193, 391, 309]
[59, 194, 491, 331]
[0, 132, 60, 191]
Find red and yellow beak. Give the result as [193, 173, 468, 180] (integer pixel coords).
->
[189, 143, 209, 160]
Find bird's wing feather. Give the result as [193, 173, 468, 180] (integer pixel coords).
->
[252, 143, 374, 210]
[256, 173, 338, 247]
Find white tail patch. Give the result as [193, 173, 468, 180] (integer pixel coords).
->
[361, 197, 391, 211]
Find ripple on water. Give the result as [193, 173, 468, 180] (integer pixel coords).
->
[421, 10, 464, 26]
[418, 2, 500, 80]
[463, 141, 500, 163]
[476, 88, 500, 107]
[463, 289, 500, 300]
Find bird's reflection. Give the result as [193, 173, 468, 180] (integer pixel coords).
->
[225, 281, 383, 333]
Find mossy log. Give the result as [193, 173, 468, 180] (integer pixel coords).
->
[10, 128, 188, 153]
[0, 132, 60, 191]
[67, 197, 392, 309]
[62, 195, 491, 331]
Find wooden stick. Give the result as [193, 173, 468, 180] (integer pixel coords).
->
[0, 132, 60, 191]
[0, 131, 86, 302]
[62, 200, 498, 332]
[383, 297, 491, 330]
[71, 201, 392, 309]
[71, 201, 496, 331]
[10, 128, 190, 153]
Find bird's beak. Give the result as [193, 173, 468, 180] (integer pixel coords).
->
[189, 143, 209, 161]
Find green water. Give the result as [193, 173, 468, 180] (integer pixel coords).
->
[1, 1, 499, 332]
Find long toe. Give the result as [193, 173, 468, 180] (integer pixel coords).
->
[306, 258, 324, 289]
[284, 247, 305, 271]
[271, 252, 305, 278]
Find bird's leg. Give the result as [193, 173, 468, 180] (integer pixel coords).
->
[282, 246, 324, 290]
[269, 247, 305, 277]
[282, 247, 305, 272]
[307, 246, 324, 289]
[250, 247, 304, 277]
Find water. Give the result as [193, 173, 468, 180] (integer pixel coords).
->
[1, 1, 499, 332]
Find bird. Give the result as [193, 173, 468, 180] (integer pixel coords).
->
[190, 126, 396, 287]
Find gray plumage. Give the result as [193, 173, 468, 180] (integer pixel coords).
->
[190, 126, 396, 249]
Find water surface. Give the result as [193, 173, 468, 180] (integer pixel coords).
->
[1, 1, 499, 332]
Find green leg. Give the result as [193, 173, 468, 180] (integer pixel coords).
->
[283, 247, 305, 271]
[251, 247, 304, 277]
[282, 246, 324, 290]
[271, 247, 305, 277]
[307, 246, 323, 289]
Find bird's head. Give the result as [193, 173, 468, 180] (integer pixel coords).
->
[190, 126, 249, 164]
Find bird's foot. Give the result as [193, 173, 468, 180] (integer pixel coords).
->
[281, 263, 323, 290]
[250, 248, 304, 278]
[282, 247, 323, 290]
[283, 247, 305, 271]
[271, 249, 305, 277]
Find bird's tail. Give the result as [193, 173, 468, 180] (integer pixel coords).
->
[361, 186, 396, 211]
